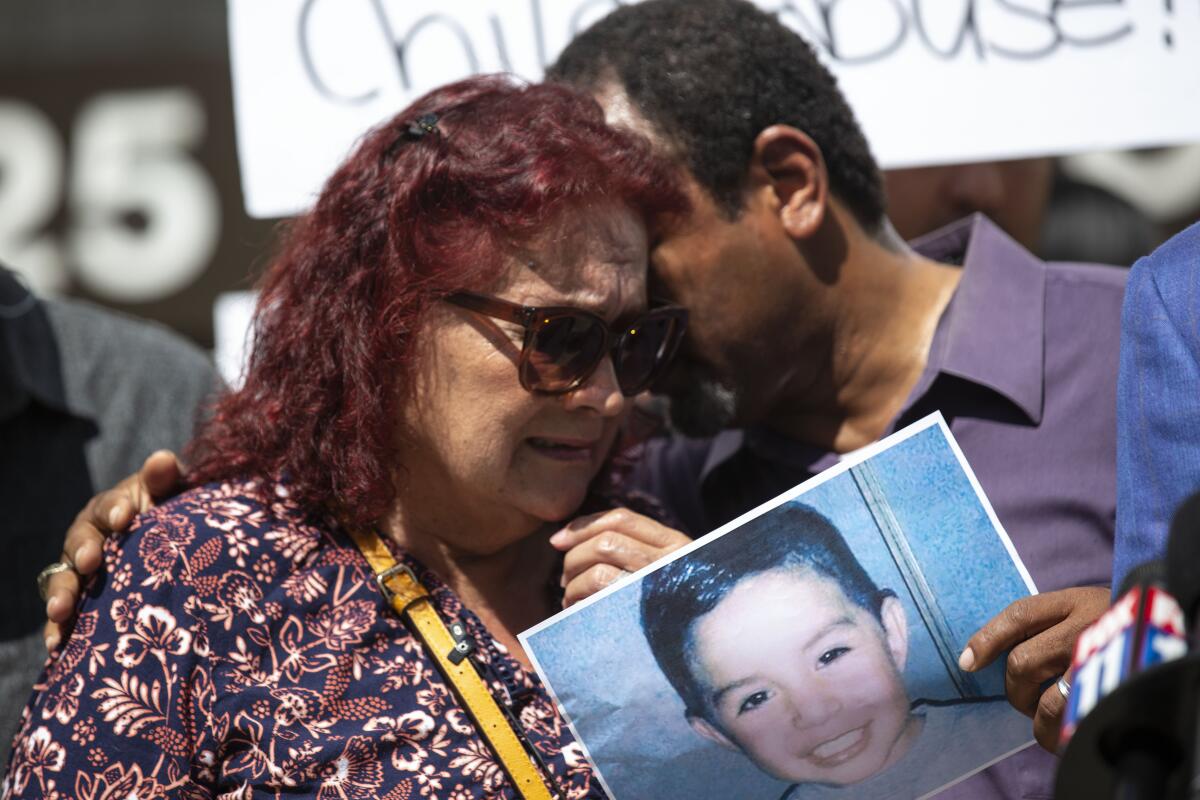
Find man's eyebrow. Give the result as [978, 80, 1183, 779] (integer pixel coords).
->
[707, 615, 857, 709]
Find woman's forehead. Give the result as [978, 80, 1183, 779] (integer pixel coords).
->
[528, 201, 646, 264]
[502, 259, 646, 315]
[496, 203, 649, 309]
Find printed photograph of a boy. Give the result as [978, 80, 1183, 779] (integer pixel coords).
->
[641, 502, 1026, 799]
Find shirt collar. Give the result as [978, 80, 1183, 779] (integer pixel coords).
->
[700, 429, 744, 479]
[909, 213, 1046, 424]
[697, 213, 1046, 485]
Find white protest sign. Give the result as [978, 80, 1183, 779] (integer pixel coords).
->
[230, 0, 1200, 219]
[213, 290, 257, 389]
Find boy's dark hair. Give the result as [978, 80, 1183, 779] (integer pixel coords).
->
[549, 0, 887, 229]
[640, 503, 889, 721]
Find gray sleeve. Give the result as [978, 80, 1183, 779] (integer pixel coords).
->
[44, 298, 223, 489]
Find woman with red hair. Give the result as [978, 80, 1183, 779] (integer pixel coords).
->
[5, 75, 687, 800]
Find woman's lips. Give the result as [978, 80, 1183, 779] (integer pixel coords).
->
[526, 436, 598, 462]
[806, 725, 869, 768]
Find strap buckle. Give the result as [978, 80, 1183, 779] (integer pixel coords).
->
[375, 562, 419, 605]
[448, 620, 477, 665]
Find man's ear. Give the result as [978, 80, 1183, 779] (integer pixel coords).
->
[880, 594, 910, 671]
[687, 714, 740, 753]
[750, 124, 829, 240]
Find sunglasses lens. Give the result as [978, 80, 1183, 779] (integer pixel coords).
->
[614, 313, 682, 394]
[523, 313, 607, 392]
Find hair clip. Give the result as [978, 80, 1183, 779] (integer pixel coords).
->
[404, 113, 441, 141]
[381, 113, 442, 163]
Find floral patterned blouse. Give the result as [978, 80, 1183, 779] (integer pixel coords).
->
[2, 480, 606, 800]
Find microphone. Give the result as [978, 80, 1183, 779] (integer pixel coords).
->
[1055, 560, 1191, 799]
[1065, 563, 1185, 743]
[1166, 492, 1200, 799]
[1060, 561, 1188, 748]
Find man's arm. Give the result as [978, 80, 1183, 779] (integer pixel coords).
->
[43, 450, 185, 649]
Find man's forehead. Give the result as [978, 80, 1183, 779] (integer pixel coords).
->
[590, 80, 680, 162]
[587, 81, 724, 248]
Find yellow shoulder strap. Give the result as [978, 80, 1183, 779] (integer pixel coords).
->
[347, 527, 557, 800]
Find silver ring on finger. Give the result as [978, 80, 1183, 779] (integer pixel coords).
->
[1055, 676, 1071, 699]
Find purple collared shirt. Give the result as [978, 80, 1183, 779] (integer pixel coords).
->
[631, 214, 1127, 799]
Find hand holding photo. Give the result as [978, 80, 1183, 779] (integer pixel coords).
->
[521, 414, 1037, 799]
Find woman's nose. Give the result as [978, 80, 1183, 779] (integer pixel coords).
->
[560, 355, 627, 418]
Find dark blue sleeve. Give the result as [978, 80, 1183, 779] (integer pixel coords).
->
[1115, 222, 1200, 590]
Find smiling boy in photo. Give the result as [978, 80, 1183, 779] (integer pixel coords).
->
[640, 503, 1029, 799]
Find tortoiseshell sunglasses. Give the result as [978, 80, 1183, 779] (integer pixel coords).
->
[445, 291, 688, 396]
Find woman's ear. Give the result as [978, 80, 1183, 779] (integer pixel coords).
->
[687, 714, 741, 753]
[750, 124, 829, 240]
[880, 594, 911, 671]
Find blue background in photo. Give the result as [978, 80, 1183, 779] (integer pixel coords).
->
[524, 422, 1033, 800]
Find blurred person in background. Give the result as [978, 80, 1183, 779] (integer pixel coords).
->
[886, 160, 1160, 268]
[884, 158, 1056, 256]
[5, 75, 688, 799]
[0, 265, 217, 754]
[1038, 172, 1161, 268]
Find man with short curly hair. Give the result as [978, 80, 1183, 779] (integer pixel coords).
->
[551, 2, 1132, 797]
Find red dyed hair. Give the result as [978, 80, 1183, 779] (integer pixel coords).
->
[187, 75, 688, 525]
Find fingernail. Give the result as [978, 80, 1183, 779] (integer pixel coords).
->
[548, 530, 566, 547]
[46, 596, 60, 617]
[958, 647, 975, 671]
[45, 634, 60, 652]
[109, 503, 124, 527]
